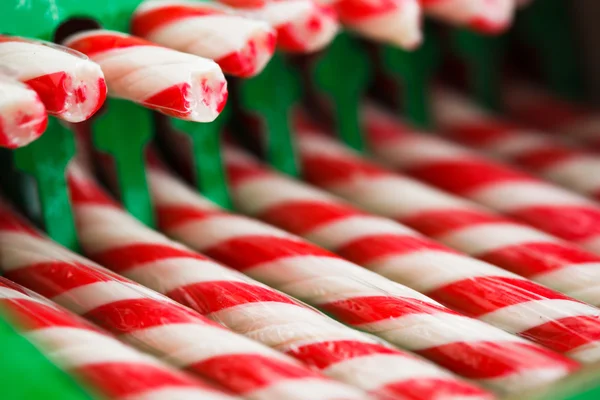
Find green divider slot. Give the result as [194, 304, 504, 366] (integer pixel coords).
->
[312, 33, 371, 152]
[0, 307, 94, 400]
[239, 53, 299, 176]
[171, 106, 232, 209]
[13, 118, 78, 251]
[92, 99, 155, 227]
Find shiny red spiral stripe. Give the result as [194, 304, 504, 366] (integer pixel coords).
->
[147, 158, 577, 394]
[0, 34, 106, 123]
[67, 164, 492, 400]
[503, 81, 600, 152]
[0, 277, 235, 400]
[63, 30, 227, 122]
[0, 76, 47, 148]
[364, 103, 600, 257]
[131, 0, 277, 78]
[0, 199, 351, 400]
[418, 0, 515, 33]
[432, 88, 600, 204]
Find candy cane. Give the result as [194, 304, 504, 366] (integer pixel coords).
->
[67, 163, 493, 400]
[315, 0, 422, 49]
[0, 277, 237, 400]
[131, 0, 277, 78]
[419, 0, 515, 33]
[431, 88, 600, 203]
[0, 74, 47, 148]
[63, 30, 227, 122]
[222, 0, 339, 53]
[146, 158, 578, 394]
[504, 81, 600, 152]
[292, 116, 600, 308]
[0, 35, 106, 123]
[0, 199, 359, 400]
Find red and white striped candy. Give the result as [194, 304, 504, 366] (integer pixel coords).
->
[146, 158, 578, 393]
[63, 30, 227, 122]
[224, 0, 339, 53]
[316, 0, 422, 49]
[431, 88, 600, 204]
[68, 163, 492, 400]
[0, 74, 47, 148]
[0, 199, 357, 400]
[504, 81, 600, 152]
[0, 35, 106, 122]
[293, 115, 600, 308]
[0, 277, 236, 400]
[419, 0, 515, 33]
[132, 0, 277, 78]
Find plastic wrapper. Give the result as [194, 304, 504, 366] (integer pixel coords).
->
[315, 0, 422, 49]
[432, 88, 600, 204]
[504, 81, 600, 152]
[145, 153, 578, 394]
[419, 0, 515, 34]
[0, 198, 359, 400]
[68, 162, 493, 400]
[0, 72, 48, 148]
[220, 0, 339, 53]
[364, 101, 600, 257]
[63, 30, 228, 122]
[131, 0, 277, 78]
[0, 276, 236, 400]
[293, 112, 600, 308]
[0, 34, 106, 123]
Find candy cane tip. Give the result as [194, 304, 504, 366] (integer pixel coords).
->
[0, 79, 48, 148]
[277, 3, 340, 53]
[217, 29, 277, 77]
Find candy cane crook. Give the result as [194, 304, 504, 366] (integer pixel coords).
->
[0, 198, 362, 400]
[132, 0, 277, 78]
[63, 30, 227, 122]
[0, 277, 237, 400]
[0, 35, 106, 123]
[0, 73, 47, 148]
[419, 0, 515, 34]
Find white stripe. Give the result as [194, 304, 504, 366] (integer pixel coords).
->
[375, 136, 473, 169]
[234, 175, 338, 215]
[324, 353, 451, 391]
[487, 134, 554, 158]
[297, 133, 356, 158]
[361, 312, 522, 351]
[436, 222, 558, 255]
[567, 341, 600, 363]
[123, 387, 234, 400]
[560, 117, 600, 141]
[432, 89, 488, 126]
[533, 263, 600, 305]
[246, 377, 364, 400]
[578, 235, 600, 255]
[125, 322, 286, 367]
[0, 286, 56, 308]
[148, 169, 220, 209]
[367, 250, 517, 293]
[544, 156, 600, 195]
[51, 281, 172, 315]
[469, 181, 593, 211]
[482, 366, 573, 394]
[479, 299, 600, 333]
[304, 215, 415, 250]
[350, 4, 421, 49]
[167, 214, 299, 250]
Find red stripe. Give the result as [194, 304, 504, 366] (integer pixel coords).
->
[92, 243, 211, 273]
[336, 234, 456, 265]
[131, 5, 220, 38]
[365, 116, 413, 144]
[401, 209, 508, 238]
[334, 0, 398, 22]
[0, 207, 43, 236]
[286, 340, 410, 370]
[479, 242, 600, 278]
[520, 315, 600, 354]
[445, 120, 517, 147]
[259, 201, 363, 235]
[75, 362, 208, 398]
[376, 377, 493, 400]
[320, 295, 457, 325]
[84, 298, 220, 334]
[25, 72, 69, 115]
[428, 276, 577, 318]
[157, 205, 226, 230]
[142, 82, 192, 118]
[408, 159, 535, 195]
[508, 100, 586, 132]
[67, 33, 156, 58]
[301, 153, 386, 187]
[226, 162, 271, 186]
[512, 146, 579, 171]
[189, 354, 321, 395]
[4, 261, 130, 299]
[167, 280, 305, 315]
[204, 235, 336, 271]
[68, 173, 120, 207]
[416, 341, 578, 380]
[509, 205, 600, 242]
